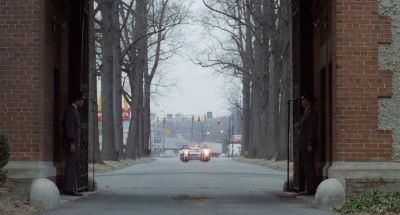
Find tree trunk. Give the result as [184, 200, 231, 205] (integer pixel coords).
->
[134, 0, 147, 158]
[126, 62, 137, 159]
[250, 0, 270, 158]
[241, 0, 253, 157]
[266, 53, 279, 159]
[143, 79, 151, 155]
[276, 0, 292, 160]
[242, 77, 251, 157]
[99, 0, 117, 160]
[88, 0, 103, 163]
[111, 0, 123, 160]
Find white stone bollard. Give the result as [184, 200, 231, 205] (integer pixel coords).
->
[30, 178, 60, 210]
[315, 178, 345, 209]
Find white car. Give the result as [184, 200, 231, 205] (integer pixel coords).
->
[189, 148, 201, 160]
[200, 148, 212, 162]
[179, 149, 190, 162]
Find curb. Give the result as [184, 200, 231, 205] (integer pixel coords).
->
[60, 191, 97, 204]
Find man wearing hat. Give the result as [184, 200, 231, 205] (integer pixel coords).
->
[62, 92, 85, 196]
[297, 92, 318, 195]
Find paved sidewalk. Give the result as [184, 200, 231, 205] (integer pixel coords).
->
[0, 157, 154, 215]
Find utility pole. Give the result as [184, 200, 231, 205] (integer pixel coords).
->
[201, 121, 204, 143]
[162, 117, 166, 153]
[228, 115, 231, 157]
[231, 114, 234, 156]
[202, 114, 206, 143]
[191, 115, 194, 143]
[157, 118, 160, 138]
[157, 117, 160, 156]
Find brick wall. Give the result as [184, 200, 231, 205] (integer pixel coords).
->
[0, 0, 70, 162]
[0, 0, 43, 161]
[346, 178, 400, 198]
[334, 0, 393, 161]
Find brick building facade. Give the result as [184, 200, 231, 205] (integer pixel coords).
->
[1, 0, 88, 191]
[293, 0, 400, 197]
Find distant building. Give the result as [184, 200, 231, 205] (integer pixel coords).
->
[207, 112, 213, 119]
[175, 113, 183, 121]
[167, 114, 173, 120]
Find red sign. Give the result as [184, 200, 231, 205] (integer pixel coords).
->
[122, 109, 131, 121]
[232, 135, 243, 144]
[97, 108, 131, 121]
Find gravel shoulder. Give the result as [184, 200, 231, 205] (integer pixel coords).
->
[233, 157, 293, 172]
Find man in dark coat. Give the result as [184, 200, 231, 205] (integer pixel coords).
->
[62, 92, 84, 196]
[297, 93, 318, 195]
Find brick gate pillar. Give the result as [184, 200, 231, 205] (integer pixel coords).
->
[0, 0, 88, 193]
[328, 0, 400, 198]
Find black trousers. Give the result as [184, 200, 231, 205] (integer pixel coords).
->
[63, 151, 78, 193]
[298, 152, 316, 193]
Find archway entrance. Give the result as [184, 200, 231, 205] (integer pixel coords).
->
[292, 0, 333, 192]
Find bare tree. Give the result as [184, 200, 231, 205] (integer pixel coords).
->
[276, 0, 292, 160]
[200, 0, 292, 159]
[111, 0, 124, 160]
[143, 0, 190, 156]
[98, 0, 117, 160]
[120, 0, 189, 158]
[200, 0, 253, 157]
[89, 0, 103, 163]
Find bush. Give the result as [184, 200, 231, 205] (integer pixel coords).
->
[336, 190, 400, 214]
[0, 130, 10, 185]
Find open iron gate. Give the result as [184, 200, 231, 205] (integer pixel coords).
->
[72, 0, 90, 191]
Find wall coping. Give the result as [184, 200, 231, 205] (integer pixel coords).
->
[4, 161, 57, 179]
[328, 162, 400, 179]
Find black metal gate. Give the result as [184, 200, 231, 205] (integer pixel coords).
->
[78, 122, 89, 191]
[70, 0, 90, 191]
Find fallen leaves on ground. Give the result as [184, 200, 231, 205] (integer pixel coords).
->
[88, 157, 155, 173]
[234, 157, 293, 172]
[0, 199, 41, 215]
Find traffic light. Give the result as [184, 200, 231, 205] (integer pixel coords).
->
[217, 120, 221, 126]
[192, 115, 194, 122]
[197, 115, 200, 122]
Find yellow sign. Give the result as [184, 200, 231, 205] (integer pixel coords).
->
[123, 97, 130, 109]
[98, 97, 102, 112]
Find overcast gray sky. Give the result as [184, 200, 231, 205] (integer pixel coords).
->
[151, 1, 232, 118]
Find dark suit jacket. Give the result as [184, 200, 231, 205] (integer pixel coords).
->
[298, 107, 318, 153]
[63, 105, 81, 151]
